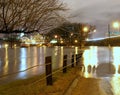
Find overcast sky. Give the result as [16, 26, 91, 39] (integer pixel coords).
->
[62, 0, 120, 38]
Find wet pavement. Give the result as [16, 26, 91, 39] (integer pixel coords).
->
[64, 66, 120, 95]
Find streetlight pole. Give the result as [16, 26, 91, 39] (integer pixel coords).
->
[108, 24, 111, 73]
[108, 24, 110, 48]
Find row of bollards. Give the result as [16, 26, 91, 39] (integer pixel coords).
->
[45, 53, 83, 85]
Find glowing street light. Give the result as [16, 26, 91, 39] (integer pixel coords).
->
[112, 21, 120, 29]
[54, 35, 58, 38]
[70, 33, 73, 36]
[74, 40, 78, 43]
[93, 29, 96, 32]
[60, 40, 63, 44]
[83, 26, 89, 32]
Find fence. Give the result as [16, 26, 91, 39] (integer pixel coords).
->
[45, 52, 83, 85]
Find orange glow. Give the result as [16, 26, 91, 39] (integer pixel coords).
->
[74, 40, 78, 43]
[54, 35, 58, 38]
[60, 40, 63, 43]
[83, 26, 89, 32]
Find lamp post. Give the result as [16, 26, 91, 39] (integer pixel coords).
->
[108, 24, 111, 73]
[108, 21, 120, 73]
[81, 26, 89, 48]
[108, 21, 120, 47]
[108, 24, 110, 48]
[112, 21, 120, 33]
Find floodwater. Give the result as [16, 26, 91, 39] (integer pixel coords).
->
[1, 45, 120, 95]
[0, 46, 80, 84]
[82, 46, 120, 95]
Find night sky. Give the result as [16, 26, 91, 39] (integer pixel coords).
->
[62, 0, 120, 38]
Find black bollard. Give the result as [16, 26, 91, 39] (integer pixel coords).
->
[63, 55, 67, 73]
[71, 55, 74, 67]
[76, 54, 78, 65]
[45, 56, 53, 85]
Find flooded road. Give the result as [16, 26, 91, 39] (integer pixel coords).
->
[82, 46, 120, 95]
[82, 46, 120, 77]
[1, 46, 120, 95]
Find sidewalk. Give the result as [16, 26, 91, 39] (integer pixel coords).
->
[63, 69, 113, 95]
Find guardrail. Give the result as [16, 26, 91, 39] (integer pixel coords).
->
[45, 52, 83, 85]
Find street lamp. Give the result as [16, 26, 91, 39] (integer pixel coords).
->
[112, 21, 120, 29]
[112, 21, 120, 33]
[54, 35, 58, 38]
[74, 40, 78, 43]
[93, 29, 96, 33]
[108, 21, 120, 46]
[83, 26, 89, 32]
[81, 26, 89, 48]
[60, 40, 63, 44]
[108, 21, 120, 72]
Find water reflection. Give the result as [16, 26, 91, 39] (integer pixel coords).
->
[4, 47, 9, 74]
[59, 47, 63, 67]
[112, 47, 120, 74]
[82, 46, 120, 77]
[20, 48, 27, 71]
[3, 46, 120, 85]
[82, 46, 120, 95]
[110, 47, 120, 95]
[83, 46, 98, 78]
[110, 76, 120, 95]
[75, 47, 78, 54]
[0, 46, 78, 84]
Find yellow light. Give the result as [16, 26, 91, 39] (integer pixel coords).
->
[5, 44, 8, 48]
[14, 44, 16, 47]
[83, 46, 98, 78]
[113, 21, 120, 29]
[83, 26, 89, 32]
[71, 33, 73, 36]
[111, 76, 120, 95]
[54, 35, 58, 38]
[74, 40, 78, 43]
[93, 29, 96, 32]
[60, 40, 63, 43]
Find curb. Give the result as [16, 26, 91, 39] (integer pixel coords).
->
[63, 76, 80, 95]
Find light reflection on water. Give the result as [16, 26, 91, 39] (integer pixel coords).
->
[59, 46, 63, 67]
[75, 47, 78, 54]
[110, 76, 120, 95]
[82, 46, 120, 95]
[20, 48, 27, 71]
[82, 46, 120, 77]
[112, 47, 120, 74]
[83, 46, 98, 78]
[2, 45, 120, 91]
[0, 46, 77, 84]
[110, 47, 120, 95]
[4, 47, 9, 74]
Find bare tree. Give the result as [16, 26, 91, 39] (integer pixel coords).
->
[0, 0, 66, 33]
